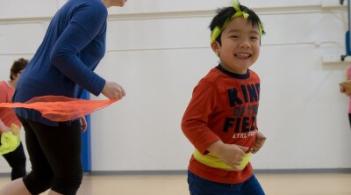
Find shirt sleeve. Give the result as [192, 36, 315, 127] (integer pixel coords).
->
[0, 82, 7, 103]
[181, 79, 220, 154]
[0, 83, 21, 128]
[50, 3, 107, 96]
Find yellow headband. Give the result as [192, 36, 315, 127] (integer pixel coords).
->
[232, 0, 249, 19]
[210, 0, 264, 43]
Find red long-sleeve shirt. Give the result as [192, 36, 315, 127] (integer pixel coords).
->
[182, 65, 260, 184]
[0, 81, 21, 128]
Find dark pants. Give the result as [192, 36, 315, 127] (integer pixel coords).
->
[18, 117, 82, 195]
[3, 143, 26, 180]
[188, 171, 265, 195]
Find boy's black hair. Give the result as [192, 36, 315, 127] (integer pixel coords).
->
[209, 5, 265, 44]
[10, 58, 28, 80]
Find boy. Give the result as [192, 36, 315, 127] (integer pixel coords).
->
[181, 0, 266, 194]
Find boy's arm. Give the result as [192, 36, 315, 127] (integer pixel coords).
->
[181, 79, 249, 169]
[181, 80, 220, 153]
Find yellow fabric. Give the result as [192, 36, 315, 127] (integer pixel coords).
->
[210, 27, 222, 44]
[233, 0, 249, 19]
[193, 149, 252, 171]
[0, 131, 20, 155]
[210, 0, 264, 43]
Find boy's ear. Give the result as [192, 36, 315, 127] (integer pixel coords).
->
[211, 41, 220, 57]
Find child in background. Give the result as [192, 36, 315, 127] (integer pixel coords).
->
[181, 0, 266, 194]
[0, 58, 28, 180]
[340, 64, 351, 127]
[0, 0, 126, 194]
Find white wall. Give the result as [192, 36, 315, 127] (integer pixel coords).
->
[0, 0, 350, 172]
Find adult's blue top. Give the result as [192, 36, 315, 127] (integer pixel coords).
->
[14, 0, 108, 126]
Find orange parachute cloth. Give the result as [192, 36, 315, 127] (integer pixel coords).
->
[0, 96, 117, 122]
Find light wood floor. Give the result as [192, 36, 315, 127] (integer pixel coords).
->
[0, 172, 350, 195]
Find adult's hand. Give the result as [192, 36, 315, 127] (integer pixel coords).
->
[102, 81, 126, 100]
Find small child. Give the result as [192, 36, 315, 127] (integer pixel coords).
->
[0, 58, 28, 180]
[340, 64, 351, 128]
[181, 0, 266, 194]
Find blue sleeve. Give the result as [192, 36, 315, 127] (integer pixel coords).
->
[50, 3, 107, 96]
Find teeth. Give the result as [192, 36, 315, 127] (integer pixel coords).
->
[235, 53, 251, 58]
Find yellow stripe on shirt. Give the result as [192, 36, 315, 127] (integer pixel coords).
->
[193, 149, 252, 171]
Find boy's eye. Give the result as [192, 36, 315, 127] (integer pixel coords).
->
[250, 36, 259, 40]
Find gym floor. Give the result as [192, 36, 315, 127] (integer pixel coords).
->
[0, 172, 349, 195]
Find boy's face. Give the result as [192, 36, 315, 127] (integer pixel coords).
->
[212, 17, 260, 74]
[11, 70, 23, 87]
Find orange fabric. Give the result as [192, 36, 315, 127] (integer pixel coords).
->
[0, 96, 116, 122]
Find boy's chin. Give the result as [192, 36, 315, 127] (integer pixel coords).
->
[228, 67, 249, 74]
[229, 64, 251, 72]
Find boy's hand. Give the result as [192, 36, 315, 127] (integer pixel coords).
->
[250, 131, 266, 153]
[0, 120, 9, 133]
[208, 140, 248, 170]
[340, 85, 346, 93]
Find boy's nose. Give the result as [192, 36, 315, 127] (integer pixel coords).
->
[239, 41, 250, 49]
